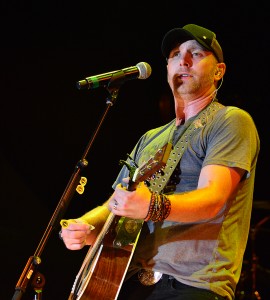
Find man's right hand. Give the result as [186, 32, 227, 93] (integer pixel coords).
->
[60, 219, 94, 250]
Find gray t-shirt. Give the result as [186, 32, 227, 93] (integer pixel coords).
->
[112, 103, 260, 300]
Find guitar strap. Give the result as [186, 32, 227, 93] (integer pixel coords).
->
[149, 100, 223, 194]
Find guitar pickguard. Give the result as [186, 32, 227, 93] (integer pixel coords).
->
[113, 217, 144, 248]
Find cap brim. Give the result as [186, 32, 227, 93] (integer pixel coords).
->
[161, 28, 213, 59]
[161, 28, 195, 58]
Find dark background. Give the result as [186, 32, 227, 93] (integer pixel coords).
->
[1, 1, 269, 299]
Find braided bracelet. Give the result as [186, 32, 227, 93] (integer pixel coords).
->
[144, 192, 171, 222]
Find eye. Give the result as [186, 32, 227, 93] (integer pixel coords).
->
[168, 50, 180, 60]
[191, 51, 203, 57]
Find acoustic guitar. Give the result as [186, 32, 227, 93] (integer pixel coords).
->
[65, 142, 172, 300]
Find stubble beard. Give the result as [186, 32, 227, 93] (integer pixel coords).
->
[173, 78, 200, 98]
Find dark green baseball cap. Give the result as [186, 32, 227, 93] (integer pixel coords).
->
[161, 24, 224, 62]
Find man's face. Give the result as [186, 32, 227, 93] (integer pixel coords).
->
[166, 40, 218, 98]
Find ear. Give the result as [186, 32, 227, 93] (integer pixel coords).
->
[214, 63, 226, 80]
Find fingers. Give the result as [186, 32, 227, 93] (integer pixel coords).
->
[122, 177, 130, 184]
[59, 219, 94, 250]
[109, 186, 124, 213]
[60, 226, 88, 250]
[112, 199, 118, 211]
[109, 198, 120, 215]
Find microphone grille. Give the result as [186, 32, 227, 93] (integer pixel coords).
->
[136, 62, 152, 79]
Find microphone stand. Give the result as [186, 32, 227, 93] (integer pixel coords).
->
[11, 72, 127, 300]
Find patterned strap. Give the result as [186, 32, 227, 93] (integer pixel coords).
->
[149, 101, 223, 194]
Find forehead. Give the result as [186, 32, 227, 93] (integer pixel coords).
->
[172, 39, 206, 51]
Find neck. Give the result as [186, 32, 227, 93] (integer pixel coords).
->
[175, 88, 217, 125]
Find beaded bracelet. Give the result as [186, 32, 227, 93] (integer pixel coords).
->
[144, 192, 171, 222]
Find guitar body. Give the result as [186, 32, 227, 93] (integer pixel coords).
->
[69, 215, 144, 300]
[78, 246, 132, 300]
[67, 142, 172, 300]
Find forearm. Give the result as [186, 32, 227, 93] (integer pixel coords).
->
[166, 185, 226, 223]
[165, 165, 243, 223]
[79, 203, 111, 231]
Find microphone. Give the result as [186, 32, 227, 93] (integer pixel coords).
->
[76, 62, 152, 90]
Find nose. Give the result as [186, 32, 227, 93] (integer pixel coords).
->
[178, 52, 191, 67]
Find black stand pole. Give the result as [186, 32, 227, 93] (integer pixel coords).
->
[11, 72, 126, 300]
